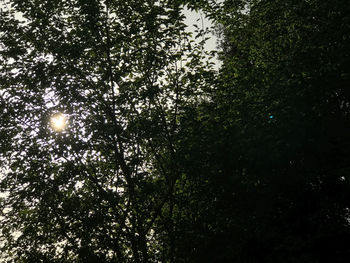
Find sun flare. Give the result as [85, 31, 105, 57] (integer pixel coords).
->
[50, 113, 66, 131]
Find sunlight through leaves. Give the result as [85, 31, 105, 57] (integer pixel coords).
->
[50, 113, 67, 131]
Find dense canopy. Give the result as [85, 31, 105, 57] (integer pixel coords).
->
[1, 0, 350, 262]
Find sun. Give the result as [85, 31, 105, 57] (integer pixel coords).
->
[50, 113, 67, 131]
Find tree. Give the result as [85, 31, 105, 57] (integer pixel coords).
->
[0, 0, 215, 262]
[201, 1, 350, 262]
[176, 0, 350, 262]
[2, 0, 350, 262]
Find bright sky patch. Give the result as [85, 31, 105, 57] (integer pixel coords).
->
[50, 113, 66, 131]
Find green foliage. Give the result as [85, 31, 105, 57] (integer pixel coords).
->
[0, 0, 215, 262]
[170, 0, 350, 262]
[1, 0, 350, 262]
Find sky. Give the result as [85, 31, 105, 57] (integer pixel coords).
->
[183, 7, 220, 70]
[184, 7, 217, 53]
